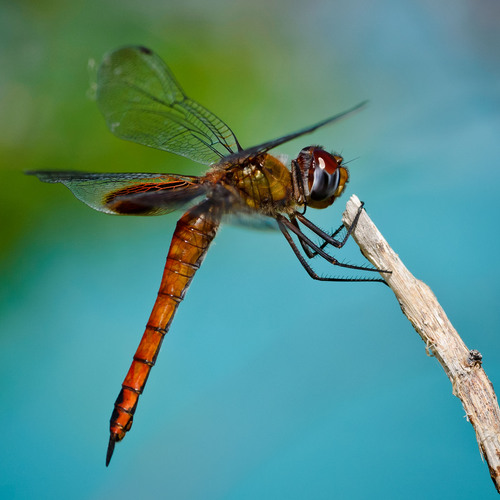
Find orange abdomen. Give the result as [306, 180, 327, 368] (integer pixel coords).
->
[106, 200, 220, 464]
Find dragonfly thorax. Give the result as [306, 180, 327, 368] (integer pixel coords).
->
[209, 153, 293, 216]
[292, 146, 349, 210]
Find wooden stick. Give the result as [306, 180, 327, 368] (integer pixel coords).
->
[342, 194, 500, 493]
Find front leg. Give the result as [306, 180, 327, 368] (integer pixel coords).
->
[289, 201, 365, 259]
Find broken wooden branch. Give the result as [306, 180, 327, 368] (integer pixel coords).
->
[342, 194, 500, 493]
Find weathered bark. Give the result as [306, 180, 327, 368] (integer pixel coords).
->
[343, 194, 500, 493]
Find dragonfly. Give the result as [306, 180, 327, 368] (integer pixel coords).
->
[28, 46, 385, 466]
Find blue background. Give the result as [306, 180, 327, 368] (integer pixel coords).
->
[2, 0, 500, 498]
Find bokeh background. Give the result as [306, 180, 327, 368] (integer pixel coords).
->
[2, 0, 500, 498]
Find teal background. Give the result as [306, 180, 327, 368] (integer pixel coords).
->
[2, 0, 500, 498]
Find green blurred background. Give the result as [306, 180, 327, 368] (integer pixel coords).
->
[2, 0, 500, 498]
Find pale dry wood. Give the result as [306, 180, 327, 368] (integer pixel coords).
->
[342, 194, 500, 493]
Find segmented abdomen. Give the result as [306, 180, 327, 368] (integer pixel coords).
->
[108, 200, 220, 455]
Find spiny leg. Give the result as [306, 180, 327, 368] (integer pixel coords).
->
[290, 215, 345, 259]
[278, 214, 379, 273]
[293, 200, 365, 257]
[278, 220, 385, 282]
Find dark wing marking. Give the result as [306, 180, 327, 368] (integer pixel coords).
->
[97, 46, 242, 165]
[27, 171, 207, 215]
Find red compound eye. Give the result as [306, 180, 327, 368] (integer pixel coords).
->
[313, 149, 341, 175]
[309, 149, 343, 201]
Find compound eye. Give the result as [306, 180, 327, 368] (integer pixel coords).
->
[310, 151, 341, 201]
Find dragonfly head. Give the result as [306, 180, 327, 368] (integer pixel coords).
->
[292, 146, 349, 209]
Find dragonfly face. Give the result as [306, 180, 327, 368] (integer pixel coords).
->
[27, 46, 384, 466]
[292, 146, 349, 209]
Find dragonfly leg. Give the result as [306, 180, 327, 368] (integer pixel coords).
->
[277, 218, 386, 282]
[278, 214, 382, 273]
[290, 215, 345, 259]
[293, 201, 365, 253]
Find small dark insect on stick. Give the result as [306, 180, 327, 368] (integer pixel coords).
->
[342, 194, 500, 493]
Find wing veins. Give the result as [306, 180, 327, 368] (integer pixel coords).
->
[97, 46, 242, 164]
[113, 79, 231, 158]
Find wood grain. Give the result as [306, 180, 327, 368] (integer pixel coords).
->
[342, 194, 500, 493]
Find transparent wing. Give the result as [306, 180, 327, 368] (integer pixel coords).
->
[27, 171, 207, 216]
[97, 46, 242, 165]
[223, 101, 368, 164]
[223, 211, 279, 231]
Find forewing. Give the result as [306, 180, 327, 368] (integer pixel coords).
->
[97, 46, 242, 165]
[223, 101, 368, 164]
[28, 171, 206, 216]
